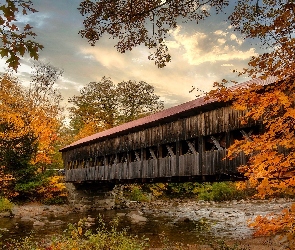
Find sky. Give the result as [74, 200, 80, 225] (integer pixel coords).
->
[0, 0, 261, 110]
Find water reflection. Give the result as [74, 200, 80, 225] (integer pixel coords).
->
[0, 209, 217, 247]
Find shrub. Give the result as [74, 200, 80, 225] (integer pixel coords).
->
[165, 182, 201, 197]
[122, 181, 255, 202]
[38, 175, 68, 204]
[0, 197, 13, 212]
[146, 183, 167, 198]
[124, 184, 150, 202]
[197, 182, 247, 202]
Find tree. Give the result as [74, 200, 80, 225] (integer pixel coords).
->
[26, 63, 64, 170]
[0, 0, 43, 71]
[0, 63, 64, 199]
[229, 0, 295, 80]
[117, 80, 164, 123]
[78, 0, 229, 68]
[69, 76, 118, 135]
[207, 1, 295, 247]
[69, 77, 164, 140]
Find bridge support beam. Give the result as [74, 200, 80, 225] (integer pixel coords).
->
[66, 182, 116, 211]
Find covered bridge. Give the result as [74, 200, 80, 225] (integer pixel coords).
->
[60, 78, 275, 184]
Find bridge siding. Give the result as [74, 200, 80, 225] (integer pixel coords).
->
[63, 105, 252, 183]
[64, 150, 246, 183]
[65, 106, 250, 159]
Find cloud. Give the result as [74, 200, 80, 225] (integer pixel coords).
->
[168, 26, 258, 66]
[80, 46, 129, 69]
[230, 34, 244, 45]
[0, 1, 262, 113]
[221, 64, 234, 67]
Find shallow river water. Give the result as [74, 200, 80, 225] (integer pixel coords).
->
[0, 209, 215, 248]
[0, 198, 293, 249]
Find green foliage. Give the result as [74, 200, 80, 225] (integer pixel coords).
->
[136, 181, 252, 201]
[143, 182, 201, 198]
[197, 182, 246, 202]
[0, 197, 13, 212]
[166, 182, 200, 197]
[14, 173, 44, 200]
[124, 184, 150, 202]
[68, 77, 164, 139]
[122, 182, 251, 202]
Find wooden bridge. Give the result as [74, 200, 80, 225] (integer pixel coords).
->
[60, 78, 274, 184]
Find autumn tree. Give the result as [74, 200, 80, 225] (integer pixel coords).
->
[0, 63, 64, 200]
[206, 1, 295, 246]
[0, 0, 43, 71]
[69, 77, 164, 140]
[27, 63, 64, 170]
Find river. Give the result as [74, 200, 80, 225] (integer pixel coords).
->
[0, 198, 292, 249]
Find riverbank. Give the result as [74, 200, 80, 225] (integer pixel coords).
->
[2, 198, 293, 249]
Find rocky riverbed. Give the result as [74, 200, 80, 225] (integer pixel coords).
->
[0, 198, 293, 249]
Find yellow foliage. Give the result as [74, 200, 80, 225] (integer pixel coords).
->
[37, 176, 67, 201]
[148, 183, 168, 197]
[234, 181, 247, 191]
[0, 73, 62, 171]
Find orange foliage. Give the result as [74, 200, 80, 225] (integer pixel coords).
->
[0, 73, 62, 171]
[0, 166, 17, 198]
[209, 76, 295, 246]
[209, 2, 295, 242]
[249, 204, 295, 246]
[37, 175, 67, 202]
[29, 107, 60, 166]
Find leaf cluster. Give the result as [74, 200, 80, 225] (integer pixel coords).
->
[0, 0, 43, 71]
[78, 0, 229, 68]
[229, 0, 295, 79]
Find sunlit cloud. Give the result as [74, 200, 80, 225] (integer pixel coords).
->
[0, 0, 264, 112]
[221, 63, 234, 66]
[230, 34, 244, 45]
[168, 26, 258, 66]
[80, 47, 129, 69]
[214, 30, 227, 36]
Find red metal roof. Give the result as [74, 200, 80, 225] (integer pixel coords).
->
[60, 77, 277, 152]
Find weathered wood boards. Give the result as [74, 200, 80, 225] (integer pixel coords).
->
[65, 150, 247, 183]
[62, 105, 253, 183]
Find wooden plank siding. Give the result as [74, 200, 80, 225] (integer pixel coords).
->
[62, 105, 253, 183]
